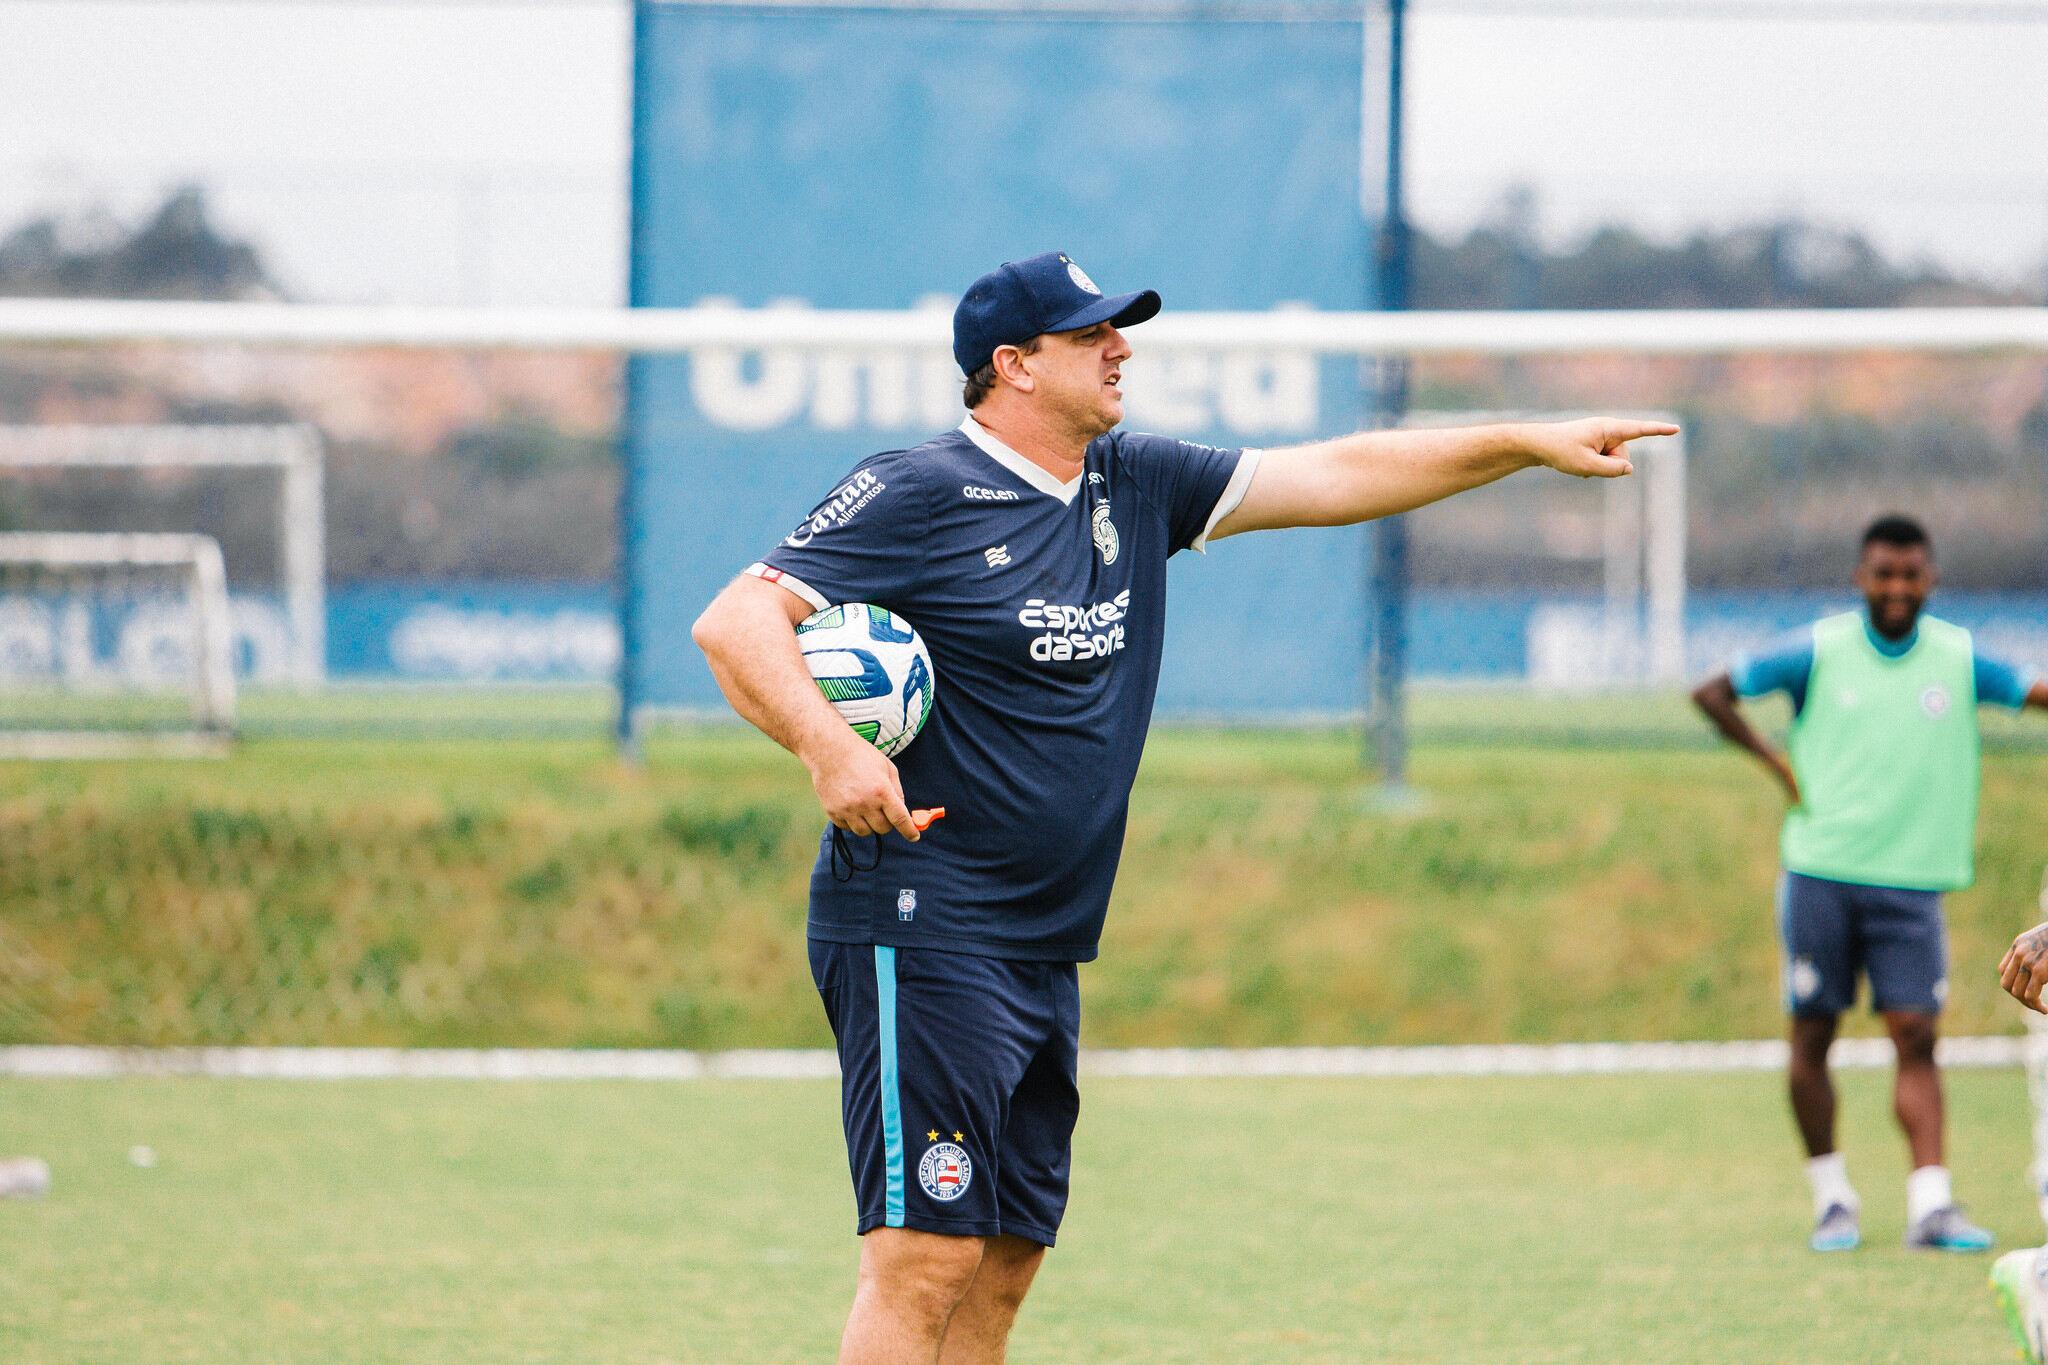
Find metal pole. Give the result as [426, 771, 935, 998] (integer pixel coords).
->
[1368, 0, 1413, 793]
[615, 0, 653, 763]
[283, 426, 326, 688]
[1647, 432, 1689, 683]
[189, 536, 238, 734]
[1601, 471, 1643, 680]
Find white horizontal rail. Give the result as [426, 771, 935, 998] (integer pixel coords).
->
[3, 299, 2048, 355]
[0, 1037, 2023, 1081]
[0, 423, 319, 469]
[0, 531, 225, 568]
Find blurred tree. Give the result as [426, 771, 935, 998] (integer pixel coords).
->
[0, 185, 279, 300]
[1413, 190, 2035, 310]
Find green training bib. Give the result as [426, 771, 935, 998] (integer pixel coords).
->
[1782, 612, 1980, 891]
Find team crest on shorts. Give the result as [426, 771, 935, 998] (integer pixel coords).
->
[1920, 684, 1950, 717]
[1092, 503, 1119, 565]
[919, 1142, 972, 1201]
[1789, 956, 1821, 1002]
[897, 888, 917, 921]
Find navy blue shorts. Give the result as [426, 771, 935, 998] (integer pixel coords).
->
[1777, 870, 1948, 1017]
[808, 939, 1080, 1246]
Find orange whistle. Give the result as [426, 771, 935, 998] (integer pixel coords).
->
[911, 807, 947, 832]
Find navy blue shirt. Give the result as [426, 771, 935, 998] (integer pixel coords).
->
[751, 417, 1257, 961]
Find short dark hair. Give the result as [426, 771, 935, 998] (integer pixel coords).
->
[962, 335, 1040, 410]
[1861, 514, 1931, 555]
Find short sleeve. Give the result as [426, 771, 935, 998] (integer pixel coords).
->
[1974, 649, 2038, 710]
[1110, 432, 1259, 555]
[749, 453, 928, 613]
[1730, 629, 1815, 708]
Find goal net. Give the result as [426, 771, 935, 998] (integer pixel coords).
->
[0, 424, 326, 689]
[0, 533, 237, 757]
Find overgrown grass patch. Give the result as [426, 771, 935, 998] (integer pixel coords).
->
[1, 725, 2042, 1047]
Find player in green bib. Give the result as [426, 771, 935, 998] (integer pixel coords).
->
[1694, 515, 2046, 1254]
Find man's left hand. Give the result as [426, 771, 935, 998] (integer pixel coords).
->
[1519, 418, 1681, 479]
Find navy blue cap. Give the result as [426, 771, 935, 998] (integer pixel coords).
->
[952, 251, 1162, 376]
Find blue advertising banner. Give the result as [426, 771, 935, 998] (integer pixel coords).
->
[22, 582, 2045, 688]
[311, 587, 2045, 689]
[624, 0, 1383, 722]
[325, 583, 619, 681]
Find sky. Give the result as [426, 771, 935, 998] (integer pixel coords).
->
[1, 0, 2045, 305]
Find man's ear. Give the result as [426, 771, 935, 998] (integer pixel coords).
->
[991, 344, 1036, 394]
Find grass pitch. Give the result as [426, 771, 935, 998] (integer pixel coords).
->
[0, 1067, 2036, 1362]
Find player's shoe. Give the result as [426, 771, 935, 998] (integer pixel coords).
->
[1990, 1247, 2048, 1365]
[1810, 1202, 1860, 1252]
[1906, 1204, 1994, 1252]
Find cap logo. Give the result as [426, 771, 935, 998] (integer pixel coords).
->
[1066, 262, 1102, 296]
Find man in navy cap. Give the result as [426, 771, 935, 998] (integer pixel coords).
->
[693, 251, 1675, 1362]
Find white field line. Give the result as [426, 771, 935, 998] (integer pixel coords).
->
[0, 1037, 2022, 1082]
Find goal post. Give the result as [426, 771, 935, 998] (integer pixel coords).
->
[0, 424, 326, 687]
[0, 532, 237, 758]
[1401, 410, 1688, 688]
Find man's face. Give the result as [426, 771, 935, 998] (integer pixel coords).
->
[1855, 540, 1934, 638]
[1014, 321, 1133, 436]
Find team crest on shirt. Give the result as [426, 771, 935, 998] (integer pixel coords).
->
[919, 1142, 972, 1201]
[1091, 503, 1119, 565]
[897, 889, 917, 921]
[1920, 684, 1950, 717]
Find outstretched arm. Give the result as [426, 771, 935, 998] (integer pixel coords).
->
[1208, 417, 1678, 539]
[692, 575, 922, 841]
[1691, 672, 1800, 804]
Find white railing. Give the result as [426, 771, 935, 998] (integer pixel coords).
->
[5, 298, 2048, 355]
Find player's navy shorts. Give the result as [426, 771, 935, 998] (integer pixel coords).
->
[808, 939, 1080, 1245]
[1776, 870, 1948, 1017]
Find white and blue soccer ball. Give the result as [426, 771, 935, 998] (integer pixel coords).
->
[797, 603, 936, 758]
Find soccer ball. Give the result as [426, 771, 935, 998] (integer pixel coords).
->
[797, 603, 936, 758]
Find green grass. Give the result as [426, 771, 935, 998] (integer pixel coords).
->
[0, 1069, 2036, 1362]
[0, 683, 618, 737]
[14, 681, 2045, 747]
[4, 717, 2045, 1048]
